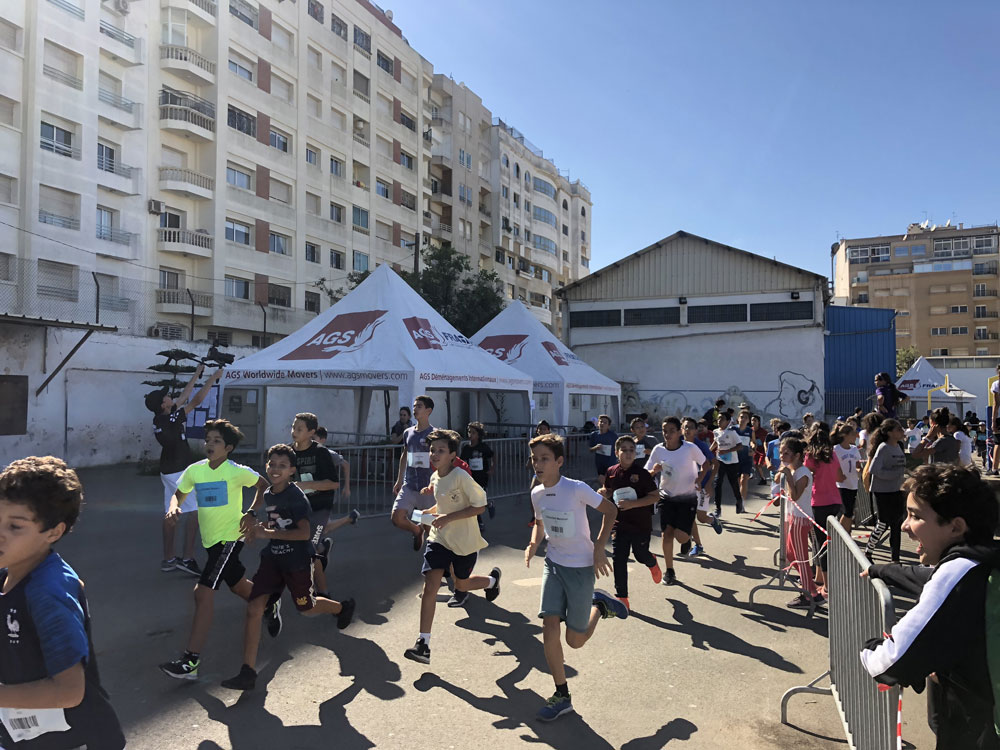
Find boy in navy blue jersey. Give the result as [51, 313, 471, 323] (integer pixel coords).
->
[0, 456, 125, 750]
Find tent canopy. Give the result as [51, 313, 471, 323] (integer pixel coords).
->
[471, 301, 621, 426]
[223, 265, 533, 420]
[896, 356, 975, 404]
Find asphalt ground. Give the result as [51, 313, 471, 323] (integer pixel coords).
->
[58, 467, 935, 750]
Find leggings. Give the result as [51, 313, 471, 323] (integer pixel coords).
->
[785, 514, 817, 597]
[812, 504, 842, 572]
[714, 462, 743, 513]
[865, 490, 906, 561]
[611, 526, 657, 598]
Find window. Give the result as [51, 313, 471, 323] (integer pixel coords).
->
[40, 121, 74, 157]
[271, 75, 293, 103]
[400, 190, 416, 211]
[514, 164, 520, 179]
[271, 23, 293, 53]
[95, 206, 114, 238]
[377, 51, 393, 75]
[931, 348, 949, 356]
[305, 290, 321, 313]
[330, 157, 344, 177]
[159, 268, 180, 290]
[856, 293, 869, 303]
[375, 221, 392, 242]
[624, 307, 680, 326]
[229, 0, 258, 29]
[376, 179, 390, 199]
[951, 326, 969, 335]
[225, 276, 250, 299]
[97, 142, 117, 173]
[931, 327, 947, 336]
[269, 129, 289, 153]
[975, 283, 988, 297]
[749, 302, 813, 321]
[269, 232, 289, 255]
[225, 219, 251, 245]
[226, 164, 252, 190]
[688, 304, 747, 324]
[978, 348, 990, 356]
[501, 185, 508, 199]
[895, 245, 909, 256]
[399, 111, 415, 131]
[305, 192, 321, 215]
[532, 176, 556, 198]
[267, 283, 291, 307]
[525, 200, 531, 212]
[228, 58, 253, 81]
[269, 180, 291, 204]
[227, 105, 256, 136]
[974, 235, 996, 254]
[502, 154, 509, 167]
[533, 235, 557, 254]
[399, 151, 414, 170]
[581, 230, 587, 242]
[159, 209, 181, 229]
[532, 206, 557, 227]
[331, 12, 347, 40]
[570, 309, 621, 328]
[330, 202, 344, 223]
[950, 305, 969, 313]
[330, 249, 344, 269]
[581, 206, 586, 217]
[525, 230, 532, 241]
[37, 260, 77, 301]
[307, 0, 324, 23]
[353, 26, 371, 53]
[306, 146, 319, 165]
[0, 96, 16, 127]
[977, 327, 990, 340]
[562, 224, 569, 236]
[353, 70, 369, 96]
[513, 193, 519, 208]
[353, 251, 369, 272]
[305, 242, 319, 263]
[896, 309, 910, 316]
[911, 244, 926, 256]
[307, 95, 321, 118]
[352, 206, 368, 229]
[495, 249, 504, 264]
[0, 19, 20, 53]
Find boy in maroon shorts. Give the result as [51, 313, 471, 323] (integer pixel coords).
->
[221, 444, 355, 691]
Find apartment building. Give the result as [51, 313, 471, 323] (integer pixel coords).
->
[0, 0, 589, 345]
[832, 222, 1000, 357]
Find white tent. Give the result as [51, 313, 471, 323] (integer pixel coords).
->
[896, 356, 975, 412]
[471, 301, 621, 427]
[223, 265, 533, 434]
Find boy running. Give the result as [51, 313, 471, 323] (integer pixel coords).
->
[526, 433, 627, 721]
[587, 415, 618, 485]
[159, 419, 268, 680]
[312, 426, 361, 573]
[403, 430, 501, 664]
[682, 417, 723, 557]
[459, 421, 497, 526]
[391, 396, 436, 550]
[221, 444, 355, 691]
[0, 457, 125, 750]
[629, 417, 658, 462]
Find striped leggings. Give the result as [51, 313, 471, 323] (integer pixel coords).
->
[785, 514, 818, 597]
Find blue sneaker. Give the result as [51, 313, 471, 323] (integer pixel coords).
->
[688, 543, 702, 557]
[710, 513, 723, 535]
[537, 692, 574, 721]
[593, 590, 628, 620]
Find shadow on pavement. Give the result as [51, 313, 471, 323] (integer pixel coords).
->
[680, 582, 830, 637]
[620, 718, 699, 748]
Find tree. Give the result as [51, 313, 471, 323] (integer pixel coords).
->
[896, 345, 920, 378]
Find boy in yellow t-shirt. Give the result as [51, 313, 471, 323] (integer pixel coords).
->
[402, 429, 501, 665]
[158, 419, 267, 681]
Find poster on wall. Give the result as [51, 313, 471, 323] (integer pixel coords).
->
[186, 382, 221, 439]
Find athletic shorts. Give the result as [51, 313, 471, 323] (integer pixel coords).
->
[391, 485, 434, 515]
[249, 553, 315, 612]
[308, 507, 332, 556]
[839, 487, 857, 518]
[421, 541, 478, 579]
[198, 540, 246, 590]
[539, 557, 595, 634]
[696, 488, 711, 513]
[658, 494, 697, 533]
[162, 471, 196, 514]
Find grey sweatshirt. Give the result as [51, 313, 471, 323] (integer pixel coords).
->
[869, 441, 905, 493]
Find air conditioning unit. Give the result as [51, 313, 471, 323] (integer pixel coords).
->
[147, 199, 164, 215]
[147, 325, 162, 338]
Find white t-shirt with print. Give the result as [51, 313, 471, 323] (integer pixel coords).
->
[644, 442, 705, 498]
[531, 476, 603, 568]
[833, 444, 860, 490]
[904, 428, 921, 453]
[955, 431, 974, 465]
[714, 427, 741, 464]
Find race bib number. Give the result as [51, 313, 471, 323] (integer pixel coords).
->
[597, 444, 613, 457]
[408, 451, 430, 468]
[719, 451, 737, 465]
[635, 444, 646, 458]
[612, 487, 637, 505]
[740, 435, 751, 447]
[299, 472, 313, 482]
[0, 707, 70, 743]
[661, 463, 674, 480]
[468, 457, 484, 471]
[194, 480, 228, 508]
[541, 509, 573, 538]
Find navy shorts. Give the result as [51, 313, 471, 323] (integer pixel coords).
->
[422, 541, 478, 579]
[657, 494, 697, 534]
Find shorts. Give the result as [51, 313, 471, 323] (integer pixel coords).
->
[249, 553, 315, 612]
[421, 541, 478, 579]
[198, 540, 246, 590]
[391, 485, 434, 515]
[839, 487, 858, 518]
[309, 507, 331, 552]
[658, 493, 697, 533]
[737, 451, 753, 475]
[162, 471, 196, 514]
[539, 558, 595, 634]
[696, 488, 711, 513]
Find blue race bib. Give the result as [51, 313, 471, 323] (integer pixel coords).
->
[194, 480, 228, 508]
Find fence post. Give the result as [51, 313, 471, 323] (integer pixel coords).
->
[92, 271, 100, 325]
[186, 288, 195, 341]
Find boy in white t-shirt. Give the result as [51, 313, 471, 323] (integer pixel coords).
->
[525, 433, 626, 722]
[833, 422, 862, 534]
[903, 418, 921, 454]
[711, 413, 744, 515]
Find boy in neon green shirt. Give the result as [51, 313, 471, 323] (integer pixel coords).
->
[159, 419, 267, 681]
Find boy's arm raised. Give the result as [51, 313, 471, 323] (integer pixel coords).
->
[174, 363, 205, 409]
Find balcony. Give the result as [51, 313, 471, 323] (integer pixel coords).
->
[975, 332, 999, 341]
[40, 137, 81, 160]
[46, 0, 84, 20]
[98, 88, 143, 130]
[352, 132, 369, 148]
[354, 42, 371, 60]
[38, 210, 80, 230]
[158, 166, 215, 199]
[160, 45, 216, 85]
[974, 264, 999, 276]
[99, 20, 144, 66]
[163, 0, 218, 26]
[479, 204, 491, 218]
[159, 90, 215, 141]
[422, 211, 432, 228]
[42, 65, 83, 91]
[229, 0, 259, 29]
[976, 311, 1000, 319]
[431, 221, 452, 238]
[156, 288, 213, 316]
[353, 89, 370, 105]
[97, 155, 140, 195]
[156, 227, 213, 258]
[974, 288, 998, 297]
[96, 225, 135, 247]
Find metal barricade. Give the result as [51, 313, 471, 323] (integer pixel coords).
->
[854, 482, 877, 528]
[748, 494, 795, 602]
[780, 516, 899, 750]
[325, 442, 403, 517]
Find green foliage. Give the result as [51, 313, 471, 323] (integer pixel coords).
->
[896, 345, 920, 378]
[142, 379, 180, 388]
[148, 363, 198, 375]
[156, 348, 198, 362]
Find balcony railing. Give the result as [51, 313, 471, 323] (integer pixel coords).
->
[975, 311, 1000, 319]
[229, 0, 259, 29]
[352, 133, 369, 148]
[354, 42, 371, 59]
[97, 154, 133, 177]
[479, 205, 491, 217]
[40, 137, 81, 159]
[159, 167, 215, 191]
[975, 332, 999, 341]
[188, 0, 218, 16]
[42, 65, 83, 90]
[974, 289, 998, 297]
[99, 20, 136, 48]
[352, 224, 369, 235]
[98, 88, 137, 113]
[159, 104, 216, 133]
[39, 210, 80, 230]
[973, 265, 998, 276]
[46, 0, 84, 20]
[160, 45, 217, 75]
[353, 89, 370, 104]
[96, 225, 134, 245]
[157, 227, 214, 250]
[157, 288, 213, 308]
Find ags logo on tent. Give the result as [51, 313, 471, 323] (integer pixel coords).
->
[478, 334, 529, 363]
[542, 340, 569, 366]
[403, 316, 442, 350]
[280, 310, 388, 360]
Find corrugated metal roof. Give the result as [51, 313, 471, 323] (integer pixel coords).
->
[560, 231, 828, 301]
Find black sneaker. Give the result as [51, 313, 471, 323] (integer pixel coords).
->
[487, 501, 496, 519]
[221, 664, 257, 691]
[336, 598, 356, 630]
[663, 569, 678, 586]
[174, 558, 201, 577]
[265, 597, 282, 638]
[159, 654, 200, 680]
[349, 508, 361, 524]
[161, 557, 179, 572]
[317, 538, 333, 571]
[404, 637, 431, 664]
[485, 567, 502, 602]
[446, 590, 469, 608]
[679, 540, 692, 556]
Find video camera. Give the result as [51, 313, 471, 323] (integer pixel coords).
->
[198, 345, 235, 367]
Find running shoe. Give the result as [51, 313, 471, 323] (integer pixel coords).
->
[318, 538, 333, 570]
[786, 594, 813, 609]
[336, 598, 356, 630]
[663, 569, 678, 586]
[487, 501, 496, 519]
[174, 558, 201, 576]
[403, 637, 431, 664]
[648, 562, 662, 584]
[679, 540, 692, 556]
[161, 557, 179, 572]
[709, 513, 723, 535]
[736, 503, 747, 514]
[485, 567, 502, 602]
[447, 590, 469, 608]
[688, 543, 703, 558]
[812, 594, 827, 607]
[221, 664, 257, 691]
[537, 693, 574, 721]
[616, 596, 630, 612]
[593, 590, 628, 619]
[349, 508, 361, 524]
[265, 597, 282, 638]
[159, 654, 199, 680]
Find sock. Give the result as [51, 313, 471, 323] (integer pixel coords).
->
[667, 568, 675, 574]
[419, 632, 431, 646]
[554, 682, 570, 698]
[183, 650, 199, 662]
[486, 575, 497, 588]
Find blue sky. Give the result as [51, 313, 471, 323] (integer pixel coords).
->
[394, 0, 1000, 278]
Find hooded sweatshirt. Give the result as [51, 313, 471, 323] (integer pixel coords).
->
[861, 542, 1000, 750]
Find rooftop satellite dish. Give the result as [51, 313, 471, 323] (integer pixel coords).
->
[921, 220, 930, 229]
[385, 9, 393, 20]
[931, 224, 938, 231]
[945, 218, 952, 227]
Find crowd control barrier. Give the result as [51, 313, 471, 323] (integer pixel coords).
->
[781, 516, 900, 750]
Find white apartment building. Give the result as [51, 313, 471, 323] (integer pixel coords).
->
[0, 0, 589, 345]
